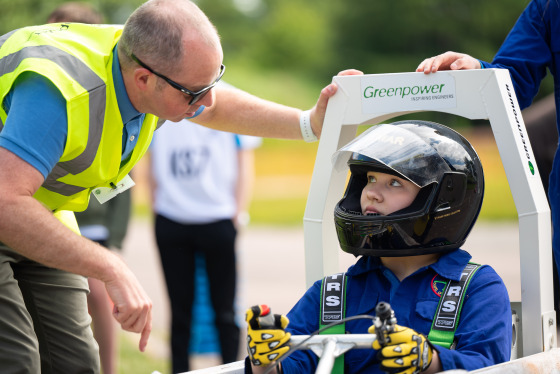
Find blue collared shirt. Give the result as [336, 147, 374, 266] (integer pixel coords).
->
[0, 72, 67, 178]
[280, 249, 512, 373]
[112, 46, 143, 162]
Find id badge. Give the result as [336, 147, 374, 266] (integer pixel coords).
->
[92, 174, 135, 204]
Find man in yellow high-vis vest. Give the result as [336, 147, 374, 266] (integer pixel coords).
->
[0, 0, 360, 371]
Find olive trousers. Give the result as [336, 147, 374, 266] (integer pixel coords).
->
[0, 245, 100, 373]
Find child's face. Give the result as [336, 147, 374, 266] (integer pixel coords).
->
[360, 171, 420, 215]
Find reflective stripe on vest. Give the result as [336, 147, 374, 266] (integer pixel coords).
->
[0, 29, 17, 47]
[2, 45, 106, 177]
[0, 24, 159, 211]
[0, 25, 107, 196]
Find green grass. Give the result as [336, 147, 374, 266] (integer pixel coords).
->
[133, 127, 518, 226]
[226, 65, 518, 225]
[249, 197, 309, 226]
[479, 176, 517, 220]
[118, 333, 170, 374]
[244, 128, 518, 226]
[134, 133, 518, 227]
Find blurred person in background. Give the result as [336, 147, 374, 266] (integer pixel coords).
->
[47, 2, 103, 24]
[149, 83, 261, 371]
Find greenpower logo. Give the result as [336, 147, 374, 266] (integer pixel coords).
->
[363, 83, 448, 99]
[360, 73, 456, 114]
[528, 161, 535, 175]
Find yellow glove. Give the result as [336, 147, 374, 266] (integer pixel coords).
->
[246, 305, 291, 366]
[370, 324, 434, 374]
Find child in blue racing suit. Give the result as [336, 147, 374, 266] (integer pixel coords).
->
[245, 120, 511, 374]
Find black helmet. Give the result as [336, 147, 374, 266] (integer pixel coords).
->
[333, 120, 484, 257]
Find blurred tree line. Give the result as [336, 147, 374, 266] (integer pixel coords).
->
[196, 0, 552, 124]
[0, 0, 549, 100]
[197, 0, 537, 82]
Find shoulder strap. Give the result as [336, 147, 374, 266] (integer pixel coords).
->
[320, 272, 347, 373]
[428, 262, 481, 349]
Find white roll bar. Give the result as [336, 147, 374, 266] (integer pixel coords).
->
[303, 69, 556, 356]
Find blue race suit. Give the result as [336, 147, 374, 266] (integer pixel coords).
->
[281, 250, 511, 373]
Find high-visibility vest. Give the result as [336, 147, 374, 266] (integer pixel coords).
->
[0, 23, 160, 215]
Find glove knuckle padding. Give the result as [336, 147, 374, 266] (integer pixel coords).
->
[254, 329, 288, 343]
[252, 343, 290, 365]
[382, 343, 413, 358]
[374, 324, 433, 374]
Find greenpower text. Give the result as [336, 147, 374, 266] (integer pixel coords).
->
[363, 84, 446, 99]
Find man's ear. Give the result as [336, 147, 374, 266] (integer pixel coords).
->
[133, 67, 152, 91]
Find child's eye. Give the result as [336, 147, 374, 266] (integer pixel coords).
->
[368, 175, 376, 183]
[390, 179, 403, 187]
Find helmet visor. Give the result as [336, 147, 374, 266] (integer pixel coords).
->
[333, 124, 452, 188]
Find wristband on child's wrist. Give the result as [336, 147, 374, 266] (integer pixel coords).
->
[299, 109, 318, 142]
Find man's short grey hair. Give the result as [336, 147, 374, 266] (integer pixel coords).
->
[118, 0, 219, 74]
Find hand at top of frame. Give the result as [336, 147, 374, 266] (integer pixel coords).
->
[416, 51, 482, 74]
[310, 69, 364, 139]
